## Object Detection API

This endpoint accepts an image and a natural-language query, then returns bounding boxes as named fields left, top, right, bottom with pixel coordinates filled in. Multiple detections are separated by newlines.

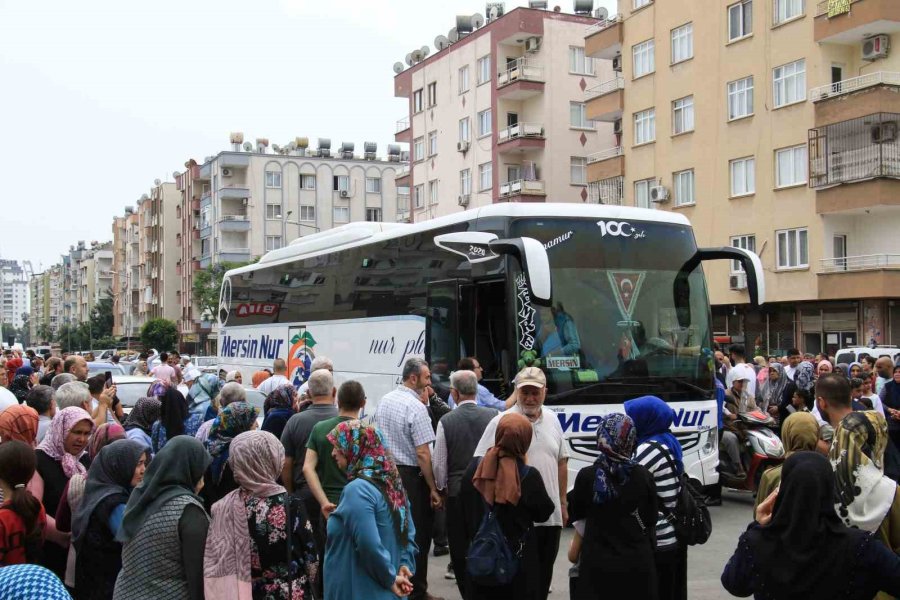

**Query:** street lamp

left=285, top=211, right=321, bottom=233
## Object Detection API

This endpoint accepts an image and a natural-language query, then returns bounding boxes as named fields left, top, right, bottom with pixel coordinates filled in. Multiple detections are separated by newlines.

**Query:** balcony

left=818, top=255, right=900, bottom=298
left=814, top=0, right=900, bottom=43
left=199, top=255, right=212, bottom=269
left=498, top=179, right=546, bottom=201
left=198, top=163, right=211, bottom=181
left=218, top=187, right=250, bottom=201
left=587, top=146, right=625, bottom=182
left=586, top=76, right=624, bottom=122
left=219, top=214, right=251, bottom=232
left=395, top=164, right=410, bottom=185
left=589, top=176, right=625, bottom=205
left=219, top=248, right=251, bottom=263
left=200, top=225, right=212, bottom=238
left=585, top=14, right=623, bottom=60
left=497, top=123, right=545, bottom=153
left=812, top=72, right=900, bottom=126
left=220, top=153, right=250, bottom=169
left=497, top=59, right=544, bottom=100
left=396, top=116, right=411, bottom=144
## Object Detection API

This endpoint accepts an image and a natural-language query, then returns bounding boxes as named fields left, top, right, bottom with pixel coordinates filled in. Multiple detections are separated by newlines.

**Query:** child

left=0, top=441, right=47, bottom=565
left=787, top=389, right=811, bottom=414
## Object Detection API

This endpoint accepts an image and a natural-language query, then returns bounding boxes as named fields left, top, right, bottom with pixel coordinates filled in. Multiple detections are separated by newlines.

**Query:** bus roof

left=227, top=203, right=691, bottom=276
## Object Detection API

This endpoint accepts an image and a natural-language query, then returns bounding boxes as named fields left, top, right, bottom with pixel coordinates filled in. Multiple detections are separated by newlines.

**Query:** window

left=299, top=206, right=316, bottom=221
left=730, top=157, right=755, bottom=196
left=672, top=96, right=694, bottom=135
left=731, top=235, right=756, bottom=272
left=477, top=109, right=492, bottom=137
left=459, top=66, right=470, bottom=93
left=728, top=0, right=753, bottom=41
left=428, top=131, right=438, bottom=156
left=427, top=82, right=437, bottom=107
left=365, top=177, right=382, bottom=193
left=301, top=174, right=316, bottom=190
left=634, top=0, right=652, bottom=8
left=570, top=102, right=592, bottom=129
left=632, top=40, right=655, bottom=78
left=333, top=207, right=350, bottom=223
left=634, top=178, right=653, bottom=208
left=773, top=59, right=806, bottom=107
left=774, top=0, right=803, bottom=24
left=776, top=227, right=808, bottom=269
left=366, top=208, right=382, bottom=222
left=674, top=169, right=695, bottom=206
left=569, top=47, right=595, bottom=75
left=728, top=76, right=754, bottom=120
left=265, top=204, right=282, bottom=219
left=776, top=145, right=807, bottom=187
left=634, top=108, right=656, bottom=145
left=459, top=118, right=471, bottom=143
left=265, top=171, right=282, bottom=188
left=413, top=137, right=425, bottom=161
left=477, top=56, right=491, bottom=85
left=265, top=235, right=283, bottom=251
left=460, top=169, right=472, bottom=195
left=413, top=89, right=423, bottom=113
left=428, top=180, right=438, bottom=205
left=479, top=162, right=492, bottom=191
left=333, top=175, right=350, bottom=192
left=413, top=185, right=424, bottom=209
left=570, top=157, right=587, bottom=185
left=671, top=23, right=693, bottom=64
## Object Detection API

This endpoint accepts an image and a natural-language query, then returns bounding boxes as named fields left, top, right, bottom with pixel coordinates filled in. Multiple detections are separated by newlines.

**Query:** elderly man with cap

left=473, top=366, right=569, bottom=600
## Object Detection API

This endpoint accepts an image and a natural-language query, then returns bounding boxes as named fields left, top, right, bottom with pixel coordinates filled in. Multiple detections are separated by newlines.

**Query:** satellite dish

left=420, top=45, right=430, bottom=57
left=405, top=53, right=414, bottom=66
left=448, top=28, right=459, bottom=42
left=434, top=35, right=450, bottom=50
left=393, top=61, right=405, bottom=74
left=594, top=6, right=608, bottom=19
left=411, top=49, right=423, bottom=62
left=272, top=144, right=281, bottom=153
left=172, top=171, right=180, bottom=179
left=243, top=142, right=253, bottom=151
left=471, top=13, right=485, bottom=29
left=153, top=178, right=161, bottom=186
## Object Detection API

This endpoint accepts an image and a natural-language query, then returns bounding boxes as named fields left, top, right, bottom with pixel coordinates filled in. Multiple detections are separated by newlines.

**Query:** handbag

left=647, top=441, right=712, bottom=546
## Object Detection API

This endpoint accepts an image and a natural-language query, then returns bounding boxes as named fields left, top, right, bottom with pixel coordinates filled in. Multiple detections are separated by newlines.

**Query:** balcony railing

left=586, top=76, right=625, bottom=100
left=498, top=123, right=544, bottom=142
left=809, top=112, right=900, bottom=187
left=820, top=254, right=900, bottom=272
left=499, top=179, right=546, bottom=197
left=221, top=247, right=250, bottom=255
left=589, top=176, right=625, bottom=205
left=586, top=13, right=622, bottom=36
left=498, top=58, right=544, bottom=87
left=815, top=0, right=859, bottom=17
left=587, top=146, right=624, bottom=164
left=220, top=214, right=248, bottom=221
left=810, top=71, right=900, bottom=102
left=396, top=116, right=410, bottom=132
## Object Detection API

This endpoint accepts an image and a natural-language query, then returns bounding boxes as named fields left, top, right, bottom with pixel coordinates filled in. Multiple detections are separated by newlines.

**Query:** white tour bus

left=217, top=203, right=764, bottom=488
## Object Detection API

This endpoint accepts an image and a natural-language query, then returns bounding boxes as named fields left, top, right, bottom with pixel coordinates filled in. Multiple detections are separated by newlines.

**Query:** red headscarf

left=0, top=405, right=39, bottom=445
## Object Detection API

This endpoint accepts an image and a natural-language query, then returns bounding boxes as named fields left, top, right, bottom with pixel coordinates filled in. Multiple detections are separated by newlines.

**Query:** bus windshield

left=511, top=217, right=715, bottom=403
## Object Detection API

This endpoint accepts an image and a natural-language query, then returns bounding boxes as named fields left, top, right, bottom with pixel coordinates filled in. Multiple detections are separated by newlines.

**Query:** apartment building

left=175, top=159, right=208, bottom=354
left=585, top=0, right=900, bottom=355
left=112, top=208, right=143, bottom=339
left=137, top=182, right=180, bottom=326
left=29, top=272, right=50, bottom=343
left=393, top=4, right=616, bottom=220
left=0, top=260, right=28, bottom=331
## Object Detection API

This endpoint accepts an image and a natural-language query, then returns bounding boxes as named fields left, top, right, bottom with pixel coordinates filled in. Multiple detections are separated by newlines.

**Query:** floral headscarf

left=327, top=420, right=409, bottom=545
left=36, top=406, right=95, bottom=478
left=0, top=404, right=39, bottom=444
left=795, top=362, right=815, bottom=394
left=263, top=385, right=295, bottom=416
left=88, top=422, right=126, bottom=461
left=593, top=413, right=637, bottom=504
left=8, top=374, right=32, bottom=404
left=759, top=363, right=789, bottom=410
left=147, top=380, right=169, bottom=398
left=189, top=374, right=223, bottom=416
left=205, top=402, right=259, bottom=484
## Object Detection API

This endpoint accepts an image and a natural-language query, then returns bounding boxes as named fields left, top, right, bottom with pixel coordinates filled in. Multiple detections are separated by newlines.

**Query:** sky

left=0, top=0, right=614, bottom=273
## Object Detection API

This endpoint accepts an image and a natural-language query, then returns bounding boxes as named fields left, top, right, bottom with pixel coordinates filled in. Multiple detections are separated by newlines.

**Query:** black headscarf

left=8, top=374, right=31, bottom=404
left=744, top=452, right=868, bottom=597
left=72, top=439, right=147, bottom=552
left=159, top=387, right=189, bottom=437
left=124, top=397, right=161, bottom=436
left=116, top=436, right=210, bottom=543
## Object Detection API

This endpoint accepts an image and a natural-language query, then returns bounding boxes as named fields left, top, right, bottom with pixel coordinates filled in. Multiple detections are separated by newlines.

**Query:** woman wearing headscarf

left=756, top=363, right=792, bottom=415
left=754, top=412, right=819, bottom=510
left=225, top=370, right=243, bottom=385
left=201, top=402, right=259, bottom=511
left=624, top=396, right=686, bottom=600
left=33, top=406, right=95, bottom=578
left=0, top=564, right=72, bottom=599
left=818, top=359, right=835, bottom=379
left=261, top=385, right=295, bottom=439
left=204, top=430, right=318, bottom=599
left=123, top=397, right=161, bottom=452
left=8, top=370, right=33, bottom=404
left=722, top=452, right=900, bottom=599
left=567, top=413, right=658, bottom=600
left=113, top=436, right=211, bottom=600
left=458, top=413, right=555, bottom=600
left=72, top=439, right=148, bottom=600
left=0, top=404, right=39, bottom=445
left=850, top=361, right=865, bottom=379
left=151, top=387, right=204, bottom=454
left=880, top=365, right=900, bottom=451
left=252, top=370, right=271, bottom=389
left=325, top=420, right=420, bottom=600
left=187, top=374, right=224, bottom=422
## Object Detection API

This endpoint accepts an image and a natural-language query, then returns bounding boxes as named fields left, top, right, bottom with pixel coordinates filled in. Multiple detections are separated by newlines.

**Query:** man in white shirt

left=257, top=358, right=292, bottom=396
left=149, top=352, right=177, bottom=385
left=783, top=348, right=802, bottom=382
left=725, top=344, right=757, bottom=399
left=474, top=367, right=569, bottom=600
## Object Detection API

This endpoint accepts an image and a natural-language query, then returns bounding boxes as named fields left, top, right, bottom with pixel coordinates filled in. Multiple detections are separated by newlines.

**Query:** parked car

left=835, top=346, right=900, bottom=365
left=110, top=375, right=156, bottom=414
left=87, top=362, right=129, bottom=379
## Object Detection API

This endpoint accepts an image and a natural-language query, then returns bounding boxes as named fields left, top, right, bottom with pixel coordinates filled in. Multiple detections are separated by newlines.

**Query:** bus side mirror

left=490, top=237, right=552, bottom=306
left=433, top=232, right=501, bottom=263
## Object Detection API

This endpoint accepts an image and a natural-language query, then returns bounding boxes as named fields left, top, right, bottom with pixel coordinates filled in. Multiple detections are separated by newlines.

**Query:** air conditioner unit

left=458, top=194, right=471, bottom=207
left=222, top=168, right=233, bottom=177
left=649, top=186, right=669, bottom=203
left=339, top=190, right=350, bottom=198
left=862, top=35, right=890, bottom=61
left=872, top=121, right=898, bottom=144
left=457, top=141, right=470, bottom=152
left=729, top=273, right=748, bottom=290
left=241, top=198, right=249, bottom=206
left=612, top=55, right=622, bottom=72
left=525, top=37, right=542, bottom=53
left=613, top=119, right=623, bottom=135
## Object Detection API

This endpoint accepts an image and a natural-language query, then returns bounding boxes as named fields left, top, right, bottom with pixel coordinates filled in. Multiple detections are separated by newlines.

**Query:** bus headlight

left=701, top=427, right=717, bottom=456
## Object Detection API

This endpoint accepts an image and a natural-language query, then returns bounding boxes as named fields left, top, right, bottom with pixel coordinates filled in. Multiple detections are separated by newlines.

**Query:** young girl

left=0, top=440, right=47, bottom=565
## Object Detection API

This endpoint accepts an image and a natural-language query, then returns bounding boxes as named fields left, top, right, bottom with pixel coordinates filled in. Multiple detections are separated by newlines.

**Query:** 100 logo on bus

left=596, top=220, right=646, bottom=239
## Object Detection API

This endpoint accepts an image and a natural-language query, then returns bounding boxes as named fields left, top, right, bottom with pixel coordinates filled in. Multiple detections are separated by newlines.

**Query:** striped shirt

left=374, top=386, right=435, bottom=467
left=634, top=441, right=680, bottom=548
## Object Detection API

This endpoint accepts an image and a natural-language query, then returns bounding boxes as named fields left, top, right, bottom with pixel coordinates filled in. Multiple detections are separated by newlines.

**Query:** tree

left=141, top=318, right=178, bottom=352
left=193, top=260, right=254, bottom=323
left=89, top=295, right=114, bottom=340
left=18, top=313, right=30, bottom=347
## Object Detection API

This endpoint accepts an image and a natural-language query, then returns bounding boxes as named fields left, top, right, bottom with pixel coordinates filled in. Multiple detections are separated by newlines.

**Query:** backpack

left=647, top=441, right=712, bottom=546
left=466, top=463, right=530, bottom=586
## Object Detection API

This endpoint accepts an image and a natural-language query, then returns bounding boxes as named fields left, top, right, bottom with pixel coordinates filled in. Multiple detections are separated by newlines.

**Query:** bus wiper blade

left=603, top=376, right=712, bottom=397
left=547, top=381, right=634, bottom=402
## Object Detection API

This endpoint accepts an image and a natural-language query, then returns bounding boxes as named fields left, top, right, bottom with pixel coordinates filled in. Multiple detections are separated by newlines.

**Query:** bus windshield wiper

left=603, top=376, right=712, bottom=397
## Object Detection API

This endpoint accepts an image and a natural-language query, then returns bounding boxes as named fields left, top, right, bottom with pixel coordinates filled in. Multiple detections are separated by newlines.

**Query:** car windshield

left=87, top=365, right=126, bottom=378
left=114, top=381, right=152, bottom=408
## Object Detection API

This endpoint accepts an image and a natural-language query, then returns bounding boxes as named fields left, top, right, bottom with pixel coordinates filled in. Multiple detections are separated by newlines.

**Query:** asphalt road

left=425, top=488, right=755, bottom=600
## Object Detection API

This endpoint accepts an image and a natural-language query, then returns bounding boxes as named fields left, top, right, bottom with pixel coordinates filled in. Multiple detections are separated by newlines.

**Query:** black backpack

left=647, top=441, right=712, bottom=546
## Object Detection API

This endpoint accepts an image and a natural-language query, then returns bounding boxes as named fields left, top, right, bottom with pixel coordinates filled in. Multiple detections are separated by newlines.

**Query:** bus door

left=426, top=279, right=462, bottom=393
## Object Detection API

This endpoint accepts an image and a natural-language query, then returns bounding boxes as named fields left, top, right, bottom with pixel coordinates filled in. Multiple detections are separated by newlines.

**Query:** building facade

left=112, top=208, right=143, bottom=339
left=29, top=272, right=50, bottom=344
left=175, top=159, right=207, bottom=354
left=393, top=6, right=616, bottom=220
left=585, top=0, right=900, bottom=355
left=0, top=260, right=29, bottom=332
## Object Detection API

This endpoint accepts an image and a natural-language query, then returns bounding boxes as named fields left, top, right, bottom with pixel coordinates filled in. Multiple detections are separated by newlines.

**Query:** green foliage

left=140, top=318, right=179, bottom=352
left=90, top=294, right=114, bottom=340
left=193, top=260, right=255, bottom=323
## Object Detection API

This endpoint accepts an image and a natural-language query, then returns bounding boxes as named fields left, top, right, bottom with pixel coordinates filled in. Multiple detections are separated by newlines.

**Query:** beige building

left=29, top=271, right=50, bottom=343
left=393, top=5, right=616, bottom=220
left=175, top=159, right=207, bottom=354
left=112, top=209, right=143, bottom=339
left=585, top=0, right=900, bottom=355
left=139, top=182, right=180, bottom=326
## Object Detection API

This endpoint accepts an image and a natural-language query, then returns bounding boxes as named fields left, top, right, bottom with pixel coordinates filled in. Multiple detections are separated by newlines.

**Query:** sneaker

left=444, top=563, right=455, bottom=580
left=432, top=544, right=449, bottom=557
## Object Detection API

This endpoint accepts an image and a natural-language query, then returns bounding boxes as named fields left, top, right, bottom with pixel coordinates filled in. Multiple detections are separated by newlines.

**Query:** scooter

left=720, top=410, right=785, bottom=493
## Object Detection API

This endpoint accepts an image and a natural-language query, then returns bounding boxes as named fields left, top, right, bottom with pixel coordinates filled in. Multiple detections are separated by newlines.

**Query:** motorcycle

left=720, top=410, right=785, bottom=493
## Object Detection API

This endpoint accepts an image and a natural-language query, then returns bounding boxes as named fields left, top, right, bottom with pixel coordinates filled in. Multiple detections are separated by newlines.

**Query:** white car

left=835, top=346, right=900, bottom=365
left=111, top=375, right=157, bottom=412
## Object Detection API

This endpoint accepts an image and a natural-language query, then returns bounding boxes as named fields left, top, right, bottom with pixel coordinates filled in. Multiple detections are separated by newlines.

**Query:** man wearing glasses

left=455, top=357, right=517, bottom=410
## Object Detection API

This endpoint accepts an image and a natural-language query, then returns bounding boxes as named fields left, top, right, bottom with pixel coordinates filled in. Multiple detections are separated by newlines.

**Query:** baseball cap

left=515, top=366, right=546, bottom=389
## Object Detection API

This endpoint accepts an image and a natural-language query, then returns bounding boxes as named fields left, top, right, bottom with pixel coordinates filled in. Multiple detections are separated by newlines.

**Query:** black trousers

left=534, top=525, right=561, bottom=600
left=446, top=495, right=468, bottom=598
left=655, top=543, right=688, bottom=600
left=298, top=488, right=326, bottom=598
left=398, top=465, right=433, bottom=600
left=433, top=503, right=448, bottom=547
